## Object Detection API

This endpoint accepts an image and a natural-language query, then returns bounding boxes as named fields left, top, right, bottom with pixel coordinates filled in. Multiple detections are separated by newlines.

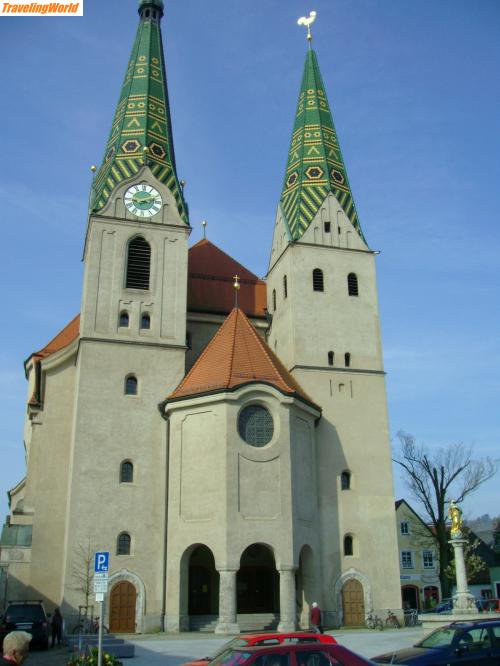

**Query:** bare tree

left=69, top=538, right=95, bottom=609
left=393, top=431, right=498, bottom=597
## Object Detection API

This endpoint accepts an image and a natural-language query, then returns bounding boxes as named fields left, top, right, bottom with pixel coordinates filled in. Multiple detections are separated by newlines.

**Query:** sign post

left=94, top=552, right=109, bottom=666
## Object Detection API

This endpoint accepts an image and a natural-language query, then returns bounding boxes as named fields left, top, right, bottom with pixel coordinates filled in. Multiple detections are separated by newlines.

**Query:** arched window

left=312, top=269, right=324, bottom=292
left=120, top=461, right=134, bottom=483
left=328, top=351, right=334, bottom=366
left=272, top=289, right=277, bottom=312
left=119, top=311, right=129, bottom=328
left=324, top=222, right=331, bottom=233
left=347, top=273, right=358, bottom=297
left=117, top=532, right=131, bottom=556
left=125, top=375, right=138, bottom=396
left=344, top=535, right=354, bottom=556
left=341, top=470, right=351, bottom=490
left=126, top=236, right=151, bottom=290
left=283, top=275, right=288, bottom=299
left=140, top=313, right=151, bottom=330
left=345, top=352, right=351, bottom=367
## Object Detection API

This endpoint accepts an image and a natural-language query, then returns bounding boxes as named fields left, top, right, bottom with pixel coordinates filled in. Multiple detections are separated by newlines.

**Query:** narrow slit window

left=126, top=237, right=151, bottom=290
left=119, top=311, right=129, bottom=328
left=117, top=532, right=131, bottom=556
left=345, top=352, right=351, bottom=367
left=324, top=222, right=331, bottom=233
left=140, top=313, right=151, bottom=330
left=312, top=269, right=324, bottom=292
left=347, top=273, right=358, bottom=297
left=328, top=351, right=334, bottom=366
left=341, top=471, right=351, bottom=490
left=125, top=375, right=138, bottom=396
left=272, top=289, right=277, bottom=312
left=283, top=275, right=288, bottom=299
left=120, top=461, right=134, bottom=483
left=344, top=535, right=354, bottom=556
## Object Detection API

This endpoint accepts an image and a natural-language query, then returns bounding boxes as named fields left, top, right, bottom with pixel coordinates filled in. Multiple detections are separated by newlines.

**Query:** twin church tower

left=3, top=0, right=401, bottom=632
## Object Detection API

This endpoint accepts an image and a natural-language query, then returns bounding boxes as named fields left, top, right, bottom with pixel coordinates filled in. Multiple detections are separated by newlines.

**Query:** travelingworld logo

left=1, top=1, right=83, bottom=15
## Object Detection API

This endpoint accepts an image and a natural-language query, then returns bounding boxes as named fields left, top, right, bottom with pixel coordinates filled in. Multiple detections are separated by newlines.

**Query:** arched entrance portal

left=188, top=545, right=219, bottom=615
left=402, top=585, right=420, bottom=610
left=342, top=578, right=365, bottom=626
left=109, top=581, right=136, bottom=633
left=237, top=544, right=279, bottom=613
left=296, top=545, right=315, bottom=628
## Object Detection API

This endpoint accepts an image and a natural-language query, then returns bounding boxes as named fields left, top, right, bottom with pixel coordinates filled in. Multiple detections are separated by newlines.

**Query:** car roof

left=242, top=633, right=323, bottom=640
left=447, top=619, right=500, bottom=628
left=234, top=644, right=338, bottom=653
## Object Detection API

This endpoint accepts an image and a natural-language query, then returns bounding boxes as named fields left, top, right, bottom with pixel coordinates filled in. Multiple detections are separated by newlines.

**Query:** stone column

left=215, top=569, right=240, bottom=634
left=277, top=567, right=297, bottom=632
left=450, top=538, right=476, bottom=613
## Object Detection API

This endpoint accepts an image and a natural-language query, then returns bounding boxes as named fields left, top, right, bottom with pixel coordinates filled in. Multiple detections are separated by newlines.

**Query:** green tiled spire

left=92, top=0, right=188, bottom=223
left=280, top=48, right=365, bottom=242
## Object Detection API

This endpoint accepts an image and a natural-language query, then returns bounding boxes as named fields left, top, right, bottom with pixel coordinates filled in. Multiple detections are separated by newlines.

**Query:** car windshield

left=416, top=628, right=456, bottom=649
left=210, top=650, right=252, bottom=666
left=5, top=605, right=44, bottom=621
left=208, top=639, right=250, bottom=660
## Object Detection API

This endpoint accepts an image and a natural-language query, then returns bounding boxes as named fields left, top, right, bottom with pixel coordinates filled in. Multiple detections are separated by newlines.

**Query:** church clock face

left=124, top=184, right=162, bottom=218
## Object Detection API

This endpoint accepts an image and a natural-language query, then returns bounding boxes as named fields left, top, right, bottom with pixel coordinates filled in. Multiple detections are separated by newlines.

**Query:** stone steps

left=189, top=613, right=279, bottom=633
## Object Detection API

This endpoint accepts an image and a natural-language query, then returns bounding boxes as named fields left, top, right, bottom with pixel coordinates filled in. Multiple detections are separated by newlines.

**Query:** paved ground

left=25, top=627, right=426, bottom=665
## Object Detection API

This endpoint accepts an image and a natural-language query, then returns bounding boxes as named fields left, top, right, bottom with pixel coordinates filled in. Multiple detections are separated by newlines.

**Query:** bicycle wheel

left=72, top=624, right=84, bottom=635
left=376, top=618, right=384, bottom=631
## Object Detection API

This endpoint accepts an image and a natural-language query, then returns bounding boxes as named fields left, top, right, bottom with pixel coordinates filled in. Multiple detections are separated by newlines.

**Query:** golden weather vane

left=233, top=274, right=240, bottom=308
left=297, top=10, right=317, bottom=43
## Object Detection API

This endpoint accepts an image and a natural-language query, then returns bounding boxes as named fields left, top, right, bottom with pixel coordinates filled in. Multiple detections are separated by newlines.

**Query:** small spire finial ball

left=90, top=165, right=97, bottom=172
left=143, top=146, right=149, bottom=153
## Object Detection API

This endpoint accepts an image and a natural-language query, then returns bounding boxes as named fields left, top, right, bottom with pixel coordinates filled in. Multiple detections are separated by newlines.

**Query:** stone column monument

left=448, top=501, right=476, bottom=613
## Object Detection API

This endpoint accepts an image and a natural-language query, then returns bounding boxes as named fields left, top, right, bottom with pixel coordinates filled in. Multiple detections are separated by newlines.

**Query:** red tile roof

left=167, top=307, right=319, bottom=410
left=187, top=239, right=267, bottom=318
left=33, top=314, right=80, bottom=360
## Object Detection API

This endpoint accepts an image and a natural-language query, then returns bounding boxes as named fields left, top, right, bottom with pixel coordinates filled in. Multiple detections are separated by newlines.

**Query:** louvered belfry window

left=126, top=237, right=151, bottom=290
left=312, top=268, right=324, bottom=292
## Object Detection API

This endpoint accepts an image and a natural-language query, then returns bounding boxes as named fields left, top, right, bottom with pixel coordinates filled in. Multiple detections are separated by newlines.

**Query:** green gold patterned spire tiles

left=92, top=0, right=188, bottom=223
left=280, top=49, right=365, bottom=242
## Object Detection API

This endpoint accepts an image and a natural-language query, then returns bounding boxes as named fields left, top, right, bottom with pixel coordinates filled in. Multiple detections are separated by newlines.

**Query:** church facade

left=1, top=0, right=402, bottom=633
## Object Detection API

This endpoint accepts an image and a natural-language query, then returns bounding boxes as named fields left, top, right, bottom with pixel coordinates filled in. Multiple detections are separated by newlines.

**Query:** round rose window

left=238, top=405, right=274, bottom=447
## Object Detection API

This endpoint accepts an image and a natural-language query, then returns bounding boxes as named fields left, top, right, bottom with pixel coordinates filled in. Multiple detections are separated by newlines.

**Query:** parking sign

left=94, top=551, right=109, bottom=573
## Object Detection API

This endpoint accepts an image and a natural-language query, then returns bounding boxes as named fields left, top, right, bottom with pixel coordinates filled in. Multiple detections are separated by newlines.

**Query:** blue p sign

left=94, top=551, right=109, bottom=573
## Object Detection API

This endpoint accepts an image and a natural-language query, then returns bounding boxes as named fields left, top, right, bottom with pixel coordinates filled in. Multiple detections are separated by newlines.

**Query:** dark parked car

left=210, top=643, right=376, bottom=666
left=0, top=600, right=49, bottom=649
left=373, top=618, right=500, bottom=665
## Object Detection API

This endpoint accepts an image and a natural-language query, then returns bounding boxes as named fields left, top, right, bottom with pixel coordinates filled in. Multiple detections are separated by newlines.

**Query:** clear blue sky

left=1, top=0, right=499, bottom=522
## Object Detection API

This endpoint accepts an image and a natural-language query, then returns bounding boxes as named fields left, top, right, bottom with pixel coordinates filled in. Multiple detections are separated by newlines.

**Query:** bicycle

left=72, top=616, right=109, bottom=635
left=365, top=611, right=384, bottom=630
left=385, top=609, right=401, bottom=629
left=404, top=609, right=421, bottom=627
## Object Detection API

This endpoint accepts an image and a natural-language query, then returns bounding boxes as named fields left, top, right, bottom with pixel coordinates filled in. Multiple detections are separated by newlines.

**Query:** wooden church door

left=109, top=581, right=136, bottom=633
left=342, top=578, right=365, bottom=626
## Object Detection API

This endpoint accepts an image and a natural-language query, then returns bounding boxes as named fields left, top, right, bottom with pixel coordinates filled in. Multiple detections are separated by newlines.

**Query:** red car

left=208, top=643, right=375, bottom=666
left=181, top=632, right=337, bottom=666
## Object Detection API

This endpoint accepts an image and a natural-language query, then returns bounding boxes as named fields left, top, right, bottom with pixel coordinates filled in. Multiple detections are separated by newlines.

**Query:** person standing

left=51, top=608, right=63, bottom=648
left=310, top=601, right=323, bottom=633
left=1, top=631, right=31, bottom=665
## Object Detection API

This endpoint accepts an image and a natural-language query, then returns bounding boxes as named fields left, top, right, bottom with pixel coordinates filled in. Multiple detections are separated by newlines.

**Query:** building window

left=400, top=521, right=409, bottom=535
left=126, top=236, right=151, bottom=290
left=312, top=269, right=324, bottom=292
left=117, top=532, right=131, bottom=556
left=423, top=551, right=434, bottom=569
left=324, top=222, right=331, bottom=233
left=283, top=275, right=288, bottom=299
left=347, top=272, right=358, bottom=296
left=125, top=375, right=138, bottom=396
left=238, top=405, right=274, bottom=447
left=344, top=535, right=354, bottom=556
left=341, top=470, right=351, bottom=490
left=140, top=313, right=151, bottom=330
left=120, top=461, right=134, bottom=483
left=119, top=311, right=129, bottom=328
left=345, top=352, right=351, bottom=367
left=186, top=332, right=192, bottom=349
left=401, top=551, right=413, bottom=569
left=328, top=351, right=334, bottom=366
left=272, top=289, right=277, bottom=312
